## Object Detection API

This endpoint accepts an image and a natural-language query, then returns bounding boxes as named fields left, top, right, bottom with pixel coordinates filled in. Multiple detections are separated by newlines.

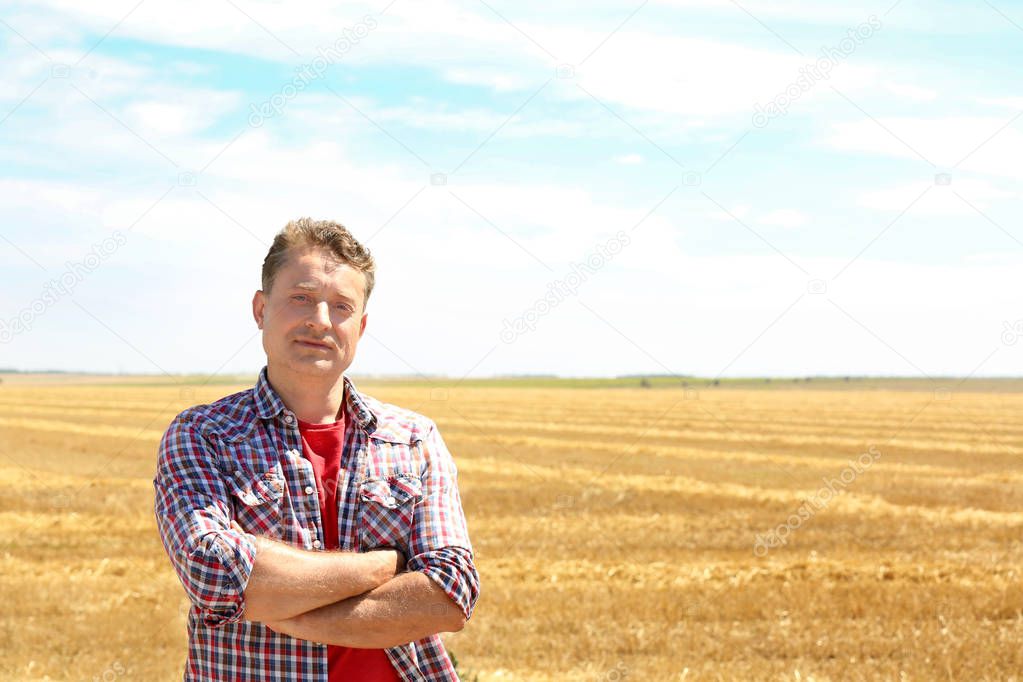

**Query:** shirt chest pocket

left=228, top=469, right=284, bottom=539
left=356, top=474, right=423, bottom=553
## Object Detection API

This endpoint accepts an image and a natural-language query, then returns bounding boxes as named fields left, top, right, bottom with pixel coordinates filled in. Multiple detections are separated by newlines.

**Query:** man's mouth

left=295, top=339, right=332, bottom=349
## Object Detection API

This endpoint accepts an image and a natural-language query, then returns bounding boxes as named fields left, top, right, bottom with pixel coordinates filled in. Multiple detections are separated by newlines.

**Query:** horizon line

left=2, top=369, right=1021, bottom=381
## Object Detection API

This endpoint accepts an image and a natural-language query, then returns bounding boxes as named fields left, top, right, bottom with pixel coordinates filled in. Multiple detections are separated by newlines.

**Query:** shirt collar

left=252, top=366, right=377, bottom=431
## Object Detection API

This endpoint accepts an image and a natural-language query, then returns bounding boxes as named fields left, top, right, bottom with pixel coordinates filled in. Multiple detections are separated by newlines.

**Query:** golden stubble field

left=1, top=376, right=1022, bottom=681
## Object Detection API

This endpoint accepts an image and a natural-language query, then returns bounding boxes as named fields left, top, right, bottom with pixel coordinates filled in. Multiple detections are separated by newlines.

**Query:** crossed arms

left=237, top=524, right=467, bottom=647
left=153, top=414, right=480, bottom=649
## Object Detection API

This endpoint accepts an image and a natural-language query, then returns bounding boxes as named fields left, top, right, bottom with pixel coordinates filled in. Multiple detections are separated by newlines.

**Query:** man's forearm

left=240, top=532, right=402, bottom=623
left=266, top=570, right=465, bottom=648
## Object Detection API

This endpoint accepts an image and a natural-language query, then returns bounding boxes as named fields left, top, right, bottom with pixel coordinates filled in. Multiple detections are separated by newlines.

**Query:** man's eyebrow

left=290, top=282, right=356, bottom=301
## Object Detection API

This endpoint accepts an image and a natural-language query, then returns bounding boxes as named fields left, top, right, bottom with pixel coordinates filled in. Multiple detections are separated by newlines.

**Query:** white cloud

left=125, top=97, right=240, bottom=137
left=706, top=202, right=751, bottom=222
left=442, top=68, right=537, bottom=93
left=977, top=96, right=1023, bottom=110
left=760, top=208, right=809, bottom=229
left=857, top=178, right=1015, bottom=216
left=614, top=153, right=643, bottom=165
left=823, top=115, right=1023, bottom=178
left=353, top=103, right=511, bottom=134
left=649, top=0, right=885, bottom=24
left=564, top=33, right=870, bottom=118
left=882, top=81, right=939, bottom=102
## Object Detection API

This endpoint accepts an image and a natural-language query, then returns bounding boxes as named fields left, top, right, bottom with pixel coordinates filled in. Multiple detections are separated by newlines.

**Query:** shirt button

left=312, top=539, right=322, bottom=549
left=386, top=496, right=396, bottom=506
left=305, top=486, right=315, bottom=495
left=284, top=415, right=295, bottom=424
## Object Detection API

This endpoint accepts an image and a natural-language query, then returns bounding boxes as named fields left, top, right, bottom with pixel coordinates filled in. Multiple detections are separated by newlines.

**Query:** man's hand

left=386, top=546, right=407, bottom=574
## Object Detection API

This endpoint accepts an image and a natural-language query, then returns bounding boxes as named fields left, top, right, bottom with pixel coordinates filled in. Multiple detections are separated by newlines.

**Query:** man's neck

left=266, top=365, right=346, bottom=424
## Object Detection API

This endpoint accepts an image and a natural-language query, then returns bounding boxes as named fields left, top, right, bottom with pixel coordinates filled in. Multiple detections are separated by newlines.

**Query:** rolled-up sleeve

left=405, top=421, right=481, bottom=622
left=153, top=413, right=258, bottom=628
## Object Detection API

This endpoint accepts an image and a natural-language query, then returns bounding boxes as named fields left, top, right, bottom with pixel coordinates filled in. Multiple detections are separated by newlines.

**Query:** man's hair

left=261, top=217, right=375, bottom=306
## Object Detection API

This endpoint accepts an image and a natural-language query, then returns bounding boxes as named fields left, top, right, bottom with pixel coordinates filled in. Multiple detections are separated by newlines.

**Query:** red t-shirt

left=297, top=414, right=401, bottom=682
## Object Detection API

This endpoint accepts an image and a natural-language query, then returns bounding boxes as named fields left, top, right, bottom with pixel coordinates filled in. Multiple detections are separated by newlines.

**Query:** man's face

left=252, top=245, right=368, bottom=380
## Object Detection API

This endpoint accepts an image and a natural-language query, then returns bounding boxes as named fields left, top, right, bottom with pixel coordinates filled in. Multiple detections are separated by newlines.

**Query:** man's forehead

left=278, top=248, right=365, bottom=292
left=283, top=271, right=361, bottom=288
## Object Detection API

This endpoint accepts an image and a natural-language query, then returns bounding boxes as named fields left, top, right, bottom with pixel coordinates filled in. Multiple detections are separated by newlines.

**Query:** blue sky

left=1, top=0, right=1022, bottom=379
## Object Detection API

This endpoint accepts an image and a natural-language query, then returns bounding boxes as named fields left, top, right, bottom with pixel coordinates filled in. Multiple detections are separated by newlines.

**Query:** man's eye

left=293, top=295, right=309, bottom=302
left=335, top=303, right=352, bottom=311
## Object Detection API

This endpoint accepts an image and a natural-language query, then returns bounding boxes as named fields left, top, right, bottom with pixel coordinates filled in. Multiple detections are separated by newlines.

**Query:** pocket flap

left=229, top=469, right=284, bottom=506
left=359, top=474, right=422, bottom=508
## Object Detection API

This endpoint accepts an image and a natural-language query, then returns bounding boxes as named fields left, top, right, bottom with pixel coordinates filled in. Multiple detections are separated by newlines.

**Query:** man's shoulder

left=356, top=389, right=437, bottom=446
left=164, top=387, right=259, bottom=444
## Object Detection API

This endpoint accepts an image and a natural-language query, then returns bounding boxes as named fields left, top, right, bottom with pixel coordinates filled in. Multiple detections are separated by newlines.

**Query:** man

left=153, top=218, right=480, bottom=681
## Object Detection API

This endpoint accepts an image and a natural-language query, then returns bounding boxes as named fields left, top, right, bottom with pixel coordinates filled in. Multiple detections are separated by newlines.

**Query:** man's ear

left=358, top=311, right=368, bottom=339
left=252, top=290, right=265, bottom=329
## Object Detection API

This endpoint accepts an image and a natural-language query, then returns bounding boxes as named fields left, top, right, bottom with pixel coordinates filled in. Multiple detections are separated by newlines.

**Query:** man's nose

left=306, top=301, right=330, bottom=329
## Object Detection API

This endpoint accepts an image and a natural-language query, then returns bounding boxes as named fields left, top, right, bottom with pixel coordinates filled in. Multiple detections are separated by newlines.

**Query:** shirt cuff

left=190, top=529, right=258, bottom=627
left=408, top=547, right=480, bottom=622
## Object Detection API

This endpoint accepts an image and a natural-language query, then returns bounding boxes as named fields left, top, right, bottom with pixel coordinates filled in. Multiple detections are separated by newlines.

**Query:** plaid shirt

left=153, top=367, right=480, bottom=681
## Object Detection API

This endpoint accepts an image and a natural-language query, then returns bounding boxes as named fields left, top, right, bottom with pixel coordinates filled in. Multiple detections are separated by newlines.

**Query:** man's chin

left=285, top=355, right=349, bottom=376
